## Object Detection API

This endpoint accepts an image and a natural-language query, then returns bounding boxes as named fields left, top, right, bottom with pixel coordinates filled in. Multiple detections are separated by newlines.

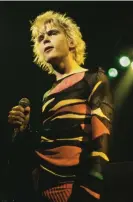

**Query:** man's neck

left=55, top=67, right=88, bottom=81
left=53, top=55, right=86, bottom=80
left=54, top=64, right=87, bottom=81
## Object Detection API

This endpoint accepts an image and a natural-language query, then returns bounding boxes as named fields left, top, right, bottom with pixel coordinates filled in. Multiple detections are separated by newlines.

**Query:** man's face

left=37, top=23, right=72, bottom=65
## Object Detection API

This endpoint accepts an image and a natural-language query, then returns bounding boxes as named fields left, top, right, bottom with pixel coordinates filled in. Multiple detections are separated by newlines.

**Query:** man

left=8, top=11, right=113, bottom=202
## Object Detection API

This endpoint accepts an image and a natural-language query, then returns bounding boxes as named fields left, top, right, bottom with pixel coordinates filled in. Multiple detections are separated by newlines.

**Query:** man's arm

left=87, top=68, right=113, bottom=193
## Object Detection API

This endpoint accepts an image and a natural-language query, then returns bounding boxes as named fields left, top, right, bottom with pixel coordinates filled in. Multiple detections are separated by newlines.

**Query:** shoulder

left=84, top=67, right=108, bottom=88
left=96, top=67, right=109, bottom=83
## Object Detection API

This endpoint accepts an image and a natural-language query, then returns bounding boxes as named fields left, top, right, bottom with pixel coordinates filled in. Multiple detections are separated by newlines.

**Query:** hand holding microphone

left=8, top=98, right=31, bottom=134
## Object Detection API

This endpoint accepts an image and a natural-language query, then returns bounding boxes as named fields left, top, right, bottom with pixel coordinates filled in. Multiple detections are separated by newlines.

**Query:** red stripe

left=49, top=72, right=85, bottom=95
left=36, top=146, right=81, bottom=167
left=50, top=103, right=91, bottom=115
left=80, top=185, right=100, bottom=199
left=43, top=183, right=73, bottom=202
left=55, top=186, right=61, bottom=202
left=91, top=116, right=110, bottom=140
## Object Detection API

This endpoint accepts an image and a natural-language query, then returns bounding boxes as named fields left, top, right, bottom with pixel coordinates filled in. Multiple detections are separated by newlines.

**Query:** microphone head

left=19, top=98, right=30, bottom=108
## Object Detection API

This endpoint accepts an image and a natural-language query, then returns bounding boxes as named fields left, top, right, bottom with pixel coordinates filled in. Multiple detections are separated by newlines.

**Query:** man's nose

left=43, top=34, right=50, bottom=44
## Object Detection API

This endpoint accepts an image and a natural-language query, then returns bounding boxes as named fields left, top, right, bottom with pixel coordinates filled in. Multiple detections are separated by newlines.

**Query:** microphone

left=19, top=97, right=30, bottom=108
left=12, top=98, right=30, bottom=142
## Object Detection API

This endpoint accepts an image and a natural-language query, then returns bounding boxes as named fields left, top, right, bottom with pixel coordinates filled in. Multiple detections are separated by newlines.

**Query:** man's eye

left=52, top=31, right=58, bottom=35
left=38, top=35, right=44, bottom=42
left=49, top=30, right=58, bottom=36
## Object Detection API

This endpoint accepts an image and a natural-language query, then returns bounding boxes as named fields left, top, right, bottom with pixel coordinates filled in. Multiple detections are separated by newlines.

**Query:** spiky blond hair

left=30, top=10, right=86, bottom=74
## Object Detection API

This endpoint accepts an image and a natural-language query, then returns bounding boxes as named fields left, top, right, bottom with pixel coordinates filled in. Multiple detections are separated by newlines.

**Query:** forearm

left=10, top=126, right=40, bottom=167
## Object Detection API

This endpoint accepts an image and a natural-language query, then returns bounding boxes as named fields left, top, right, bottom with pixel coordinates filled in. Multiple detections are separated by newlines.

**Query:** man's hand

left=8, top=105, right=30, bottom=132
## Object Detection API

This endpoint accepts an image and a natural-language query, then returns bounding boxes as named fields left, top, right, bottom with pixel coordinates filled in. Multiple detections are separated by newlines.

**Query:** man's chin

left=45, top=55, right=55, bottom=63
left=52, top=65, right=65, bottom=74
left=46, top=56, right=60, bottom=66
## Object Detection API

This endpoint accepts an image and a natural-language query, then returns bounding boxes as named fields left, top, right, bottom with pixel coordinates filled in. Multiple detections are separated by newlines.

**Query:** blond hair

left=30, top=10, right=86, bottom=74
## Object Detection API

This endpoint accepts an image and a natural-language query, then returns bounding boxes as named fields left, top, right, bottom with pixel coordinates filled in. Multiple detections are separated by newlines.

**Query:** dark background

left=0, top=1, right=133, bottom=201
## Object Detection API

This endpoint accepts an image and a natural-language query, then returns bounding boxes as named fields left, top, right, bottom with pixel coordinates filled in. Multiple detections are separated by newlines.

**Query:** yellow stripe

left=42, top=98, right=55, bottom=112
left=91, top=151, right=109, bottom=161
left=40, top=164, right=76, bottom=177
left=51, top=113, right=88, bottom=121
left=41, top=136, right=54, bottom=142
left=49, top=99, right=86, bottom=111
left=56, top=136, right=84, bottom=141
left=43, top=90, right=50, bottom=100
left=41, top=136, right=84, bottom=142
left=88, top=81, right=102, bottom=102
left=91, top=107, right=110, bottom=121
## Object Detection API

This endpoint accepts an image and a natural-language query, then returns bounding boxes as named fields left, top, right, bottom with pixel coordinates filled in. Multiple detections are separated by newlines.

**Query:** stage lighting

left=119, top=56, right=130, bottom=67
left=108, top=68, right=118, bottom=78
left=131, top=62, right=133, bottom=70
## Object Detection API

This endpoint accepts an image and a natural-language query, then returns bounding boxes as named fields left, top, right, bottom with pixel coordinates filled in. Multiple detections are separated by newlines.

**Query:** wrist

left=20, top=123, right=30, bottom=132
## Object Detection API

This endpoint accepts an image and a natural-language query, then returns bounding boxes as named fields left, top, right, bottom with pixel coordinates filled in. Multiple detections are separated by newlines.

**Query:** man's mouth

left=44, top=46, right=54, bottom=52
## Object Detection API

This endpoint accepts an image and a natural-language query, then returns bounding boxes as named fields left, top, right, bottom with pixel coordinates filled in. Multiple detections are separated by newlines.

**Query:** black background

left=0, top=1, right=133, bottom=201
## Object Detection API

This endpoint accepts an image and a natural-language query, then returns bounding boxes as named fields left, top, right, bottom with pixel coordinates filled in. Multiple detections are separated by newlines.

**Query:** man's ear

left=68, top=38, right=75, bottom=50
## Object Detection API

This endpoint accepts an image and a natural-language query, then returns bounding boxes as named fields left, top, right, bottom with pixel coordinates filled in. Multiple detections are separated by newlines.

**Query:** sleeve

left=86, top=68, right=113, bottom=194
left=9, top=124, right=41, bottom=172
left=8, top=127, right=40, bottom=201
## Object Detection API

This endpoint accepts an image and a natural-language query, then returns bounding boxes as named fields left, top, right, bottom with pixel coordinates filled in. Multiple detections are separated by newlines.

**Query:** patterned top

left=34, top=67, right=113, bottom=187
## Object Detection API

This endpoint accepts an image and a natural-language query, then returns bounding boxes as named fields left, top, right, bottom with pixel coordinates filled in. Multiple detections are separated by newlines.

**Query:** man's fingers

left=8, top=105, right=31, bottom=128
left=12, top=106, right=25, bottom=112
left=8, top=119, right=22, bottom=126
left=8, top=115, right=25, bottom=124
left=9, top=110, right=25, bottom=118
left=12, top=121, right=23, bottom=126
